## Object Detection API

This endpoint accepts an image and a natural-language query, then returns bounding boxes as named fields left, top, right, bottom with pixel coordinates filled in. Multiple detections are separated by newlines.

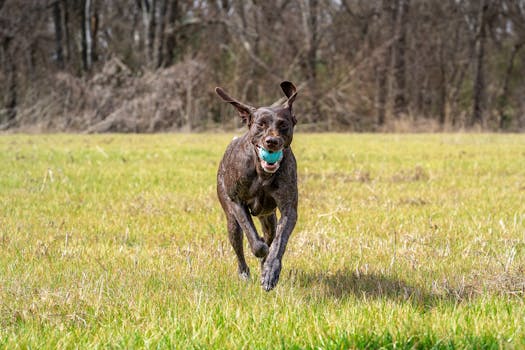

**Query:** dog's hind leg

left=259, top=213, right=277, bottom=246
left=227, top=215, right=250, bottom=280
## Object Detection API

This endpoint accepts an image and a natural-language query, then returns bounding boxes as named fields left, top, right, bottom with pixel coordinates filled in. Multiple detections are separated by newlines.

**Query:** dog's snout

left=264, top=136, right=280, bottom=149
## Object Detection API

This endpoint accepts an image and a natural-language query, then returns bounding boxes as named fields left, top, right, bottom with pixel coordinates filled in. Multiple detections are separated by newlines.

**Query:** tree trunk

left=155, top=0, right=168, bottom=68
left=498, top=42, right=523, bottom=129
left=376, top=0, right=396, bottom=127
left=235, top=0, right=247, bottom=31
left=392, top=0, right=410, bottom=119
left=438, top=66, right=447, bottom=127
left=185, top=80, right=193, bottom=131
left=164, top=0, right=179, bottom=67
left=376, top=59, right=388, bottom=127
left=84, top=0, right=93, bottom=69
left=302, top=0, right=321, bottom=124
left=471, top=0, right=488, bottom=127
left=27, top=42, right=37, bottom=81
left=80, top=0, right=89, bottom=71
left=438, top=38, right=447, bottom=127
left=143, top=0, right=157, bottom=67
left=52, top=1, right=64, bottom=69
left=306, top=0, right=318, bottom=82
left=62, top=0, right=71, bottom=63
left=85, top=0, right=92, bottom=69
left=2, top=37, right=17, bottom=126
left=91, top=0, right=98, bottom=64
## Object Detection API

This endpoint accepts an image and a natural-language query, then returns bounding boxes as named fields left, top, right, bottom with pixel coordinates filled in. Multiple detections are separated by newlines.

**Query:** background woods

left=0, top=0, right=524, bottom=132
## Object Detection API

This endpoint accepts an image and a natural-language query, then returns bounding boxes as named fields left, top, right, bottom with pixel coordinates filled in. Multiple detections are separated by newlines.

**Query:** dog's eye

left=257, top=120, right=266, bottom=128
left=278, top=123, right=289, bottom=132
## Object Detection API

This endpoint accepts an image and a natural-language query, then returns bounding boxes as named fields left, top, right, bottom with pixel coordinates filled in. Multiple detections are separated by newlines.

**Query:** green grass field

left=1, top=133, right=524, bottom=349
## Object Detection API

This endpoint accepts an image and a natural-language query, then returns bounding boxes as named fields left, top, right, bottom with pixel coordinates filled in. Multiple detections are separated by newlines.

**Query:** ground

left=0, top=133, right=524, bottom=348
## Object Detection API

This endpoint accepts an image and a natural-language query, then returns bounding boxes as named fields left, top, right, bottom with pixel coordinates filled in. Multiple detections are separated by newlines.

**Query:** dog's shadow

left=292, top=268, right=459, bottom=306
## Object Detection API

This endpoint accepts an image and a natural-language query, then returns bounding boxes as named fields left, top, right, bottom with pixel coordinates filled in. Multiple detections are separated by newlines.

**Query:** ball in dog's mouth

left=257, top=146, right=283, bottom=173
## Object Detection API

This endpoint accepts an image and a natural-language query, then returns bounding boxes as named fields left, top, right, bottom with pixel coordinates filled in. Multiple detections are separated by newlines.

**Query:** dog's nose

left=264, top=136, right=280, bottom=149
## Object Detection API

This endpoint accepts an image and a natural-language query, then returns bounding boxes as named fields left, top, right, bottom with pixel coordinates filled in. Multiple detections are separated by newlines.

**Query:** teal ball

left=258, top=147, right=283, bottom=164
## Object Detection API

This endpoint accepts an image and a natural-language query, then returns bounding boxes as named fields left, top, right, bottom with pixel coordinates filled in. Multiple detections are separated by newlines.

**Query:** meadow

left=0, top=133, right=524, bottom=349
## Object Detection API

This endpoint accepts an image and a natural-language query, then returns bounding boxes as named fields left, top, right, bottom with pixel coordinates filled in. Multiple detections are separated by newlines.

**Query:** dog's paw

left=253, top=241, right=269, bottom=258
left=261, top=259, right=281, bottom=291
left=238, top=270, right=250, bottom=281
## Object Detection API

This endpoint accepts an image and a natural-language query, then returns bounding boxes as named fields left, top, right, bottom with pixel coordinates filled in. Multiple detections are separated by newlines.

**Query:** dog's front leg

left=261, top=206, right=297, bottom=291
left=228, top=200, right=269, bottom=258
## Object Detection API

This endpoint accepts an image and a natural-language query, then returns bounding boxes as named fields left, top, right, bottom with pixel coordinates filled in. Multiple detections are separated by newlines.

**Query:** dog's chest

left=244, top=177, right=277, bottom=216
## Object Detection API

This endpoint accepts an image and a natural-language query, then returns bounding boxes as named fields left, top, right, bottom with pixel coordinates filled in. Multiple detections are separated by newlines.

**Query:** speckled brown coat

left=215, top=81, right=298, bottom=291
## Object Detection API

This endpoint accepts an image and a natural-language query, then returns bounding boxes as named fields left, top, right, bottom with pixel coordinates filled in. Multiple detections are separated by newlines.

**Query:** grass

left=0, top=133, right=524, bottom=349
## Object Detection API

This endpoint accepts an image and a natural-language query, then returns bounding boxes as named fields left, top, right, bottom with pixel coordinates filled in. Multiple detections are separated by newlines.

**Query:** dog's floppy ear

left=280, top=81, right=297, bottom=110
left=215, top=87, right=256, bottom=125
left=280, top=81, right=298, bottom=124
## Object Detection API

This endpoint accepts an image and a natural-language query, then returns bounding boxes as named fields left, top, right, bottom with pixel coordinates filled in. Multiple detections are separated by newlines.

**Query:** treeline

left=0, top=0, right=524, bottom=132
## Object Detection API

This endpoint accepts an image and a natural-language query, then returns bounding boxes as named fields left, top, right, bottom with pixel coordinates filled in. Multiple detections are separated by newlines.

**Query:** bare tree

left=0, top=0, right=524, bottom=132
left=375, top=0, right=396, bottom=126
left=1, top=36, right=16, bottom=126
left=301, top=0, right=321, bottom=123
left=80, top=0, right=90, bottom=71
left=499, top=0, right=525, bottom=129
left=163, top=0, right=179, bottom=67
left=471, top=0, right=489, bottom=127
left=392, top=0, right=410, bottom=119
left=52, top=1, right=64, bottom=69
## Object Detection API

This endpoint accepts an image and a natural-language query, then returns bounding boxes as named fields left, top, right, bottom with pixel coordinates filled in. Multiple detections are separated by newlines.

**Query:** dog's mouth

left=256, top=146, right=283, bottom=173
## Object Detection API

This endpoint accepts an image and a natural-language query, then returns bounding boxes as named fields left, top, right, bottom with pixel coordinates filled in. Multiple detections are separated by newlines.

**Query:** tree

left=392, top=0, right=410, bottom=119
left=1, top=36, right=16, bottom=126
left=0, top=0, right=524, bottom=132
left=471, top=0, right=489, bottom=127
left=375, top=0, right=396, bottom=127
left=52, top=1, right=64, bottom=69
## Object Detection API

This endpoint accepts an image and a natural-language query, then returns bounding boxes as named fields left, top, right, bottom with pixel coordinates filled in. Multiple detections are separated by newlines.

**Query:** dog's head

left=215, top=81, right=298, bottom=173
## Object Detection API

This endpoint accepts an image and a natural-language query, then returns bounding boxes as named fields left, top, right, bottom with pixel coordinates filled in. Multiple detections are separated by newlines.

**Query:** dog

left=215, top=81, right=298, bottom=291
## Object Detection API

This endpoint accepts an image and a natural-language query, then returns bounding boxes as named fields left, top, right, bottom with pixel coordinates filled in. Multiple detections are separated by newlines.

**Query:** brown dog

left=215, top=81, right=298, bottom=291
